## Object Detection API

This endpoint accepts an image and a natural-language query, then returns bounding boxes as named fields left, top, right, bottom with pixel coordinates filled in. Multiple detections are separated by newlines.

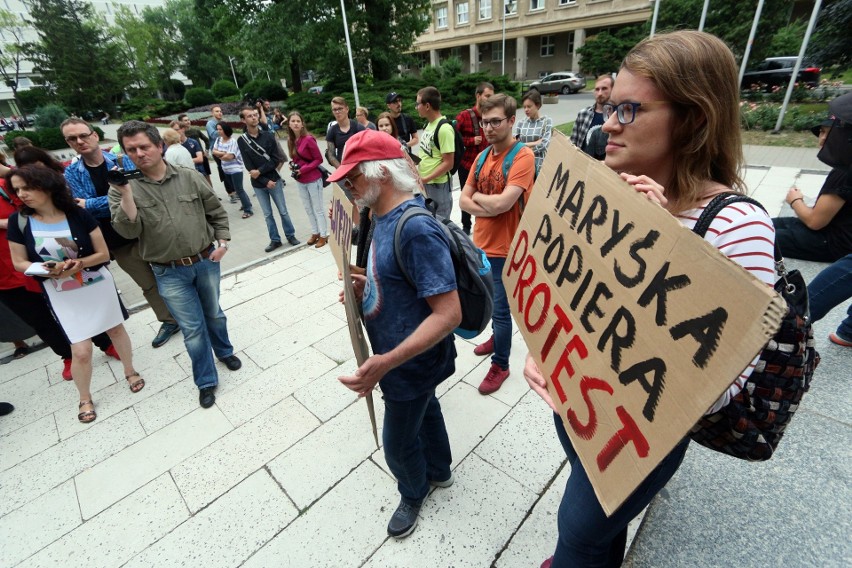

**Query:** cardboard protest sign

left=504, top=133, right=785, bottom=515
left=329, top=185, right=378, bottom=448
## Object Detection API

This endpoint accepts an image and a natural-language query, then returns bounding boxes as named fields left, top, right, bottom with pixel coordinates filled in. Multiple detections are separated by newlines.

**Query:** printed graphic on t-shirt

left=35, top=234, right=104, bottom=292
left=362, top=245, right=382, bottom=320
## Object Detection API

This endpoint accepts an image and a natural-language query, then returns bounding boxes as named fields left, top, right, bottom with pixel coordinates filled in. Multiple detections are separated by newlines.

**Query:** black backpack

left=432, top=118, right=465, bottom=175
left=393, top=199, right=494, bottom=339
left=688, top=193, right=819, bottom=461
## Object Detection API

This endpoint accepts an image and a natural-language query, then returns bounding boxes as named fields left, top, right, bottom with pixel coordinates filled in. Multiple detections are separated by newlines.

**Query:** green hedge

left=4, top=124, right=106, bottom=151
left=185, top=88, right=216, bottom=108
left=242, top=79, right=288, bottom=102
left=212, top=80, right=239, bottom=99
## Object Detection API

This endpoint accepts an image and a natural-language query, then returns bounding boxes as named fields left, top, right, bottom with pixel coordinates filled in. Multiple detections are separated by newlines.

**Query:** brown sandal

left=126, top=372, right=145, bottom=393
left=78, top=400, right=96, bottom=423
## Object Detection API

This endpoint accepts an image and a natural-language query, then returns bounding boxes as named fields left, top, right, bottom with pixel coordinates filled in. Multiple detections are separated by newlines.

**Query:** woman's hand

left=524, top=353, right=557, bottom=412
left=47, top=259, right=83, bottom=278
left=786, top=187, right=804, bottom=205
left=620, top=173, right=668, bottom=208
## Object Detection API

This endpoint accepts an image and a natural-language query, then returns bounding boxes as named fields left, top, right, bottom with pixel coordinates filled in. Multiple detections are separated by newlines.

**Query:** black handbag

left=688, top=193, right=819, bottom=461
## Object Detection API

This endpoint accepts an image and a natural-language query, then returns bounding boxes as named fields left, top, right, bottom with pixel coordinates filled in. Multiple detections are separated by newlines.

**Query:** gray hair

left=116, top=120, right=162, bottom=151
left=359, top=158, right=420, bottom=194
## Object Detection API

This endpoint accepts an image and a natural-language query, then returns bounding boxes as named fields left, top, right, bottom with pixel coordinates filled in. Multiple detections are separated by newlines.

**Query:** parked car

left=528, top=72, right=586, bottom=95
left=741, top=56, right=821, bottom=90
left=307, top=85, right=324, bottom=95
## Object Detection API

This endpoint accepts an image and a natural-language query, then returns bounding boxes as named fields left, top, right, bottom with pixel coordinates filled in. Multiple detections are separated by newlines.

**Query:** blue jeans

left=808, top=253, right=852, bottom=340
left=151, top=257, right=234, bottom=389
left=383, top=389, right=452, bottom=506
left=550, top=412, right=690, bottom=567
left=227, top=171, right=252, bottom=214
left=254, top=179, right=296, bottom=242
left=297, top=178, right=328, bottom=237
left=488, top=256, right=511, bottom=369
left=772, top=216, right=838, bottom=262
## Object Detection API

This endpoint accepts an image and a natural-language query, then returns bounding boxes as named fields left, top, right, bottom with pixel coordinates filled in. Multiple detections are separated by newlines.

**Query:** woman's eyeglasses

left=602, top=101, right=668, bottom=125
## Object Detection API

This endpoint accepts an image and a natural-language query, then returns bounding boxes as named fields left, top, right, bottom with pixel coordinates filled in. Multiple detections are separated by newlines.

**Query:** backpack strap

left=474, top=145, right=492, bottom=182
left=467, top=109, right=479, bottom=138
left=393, top=206, right=433, bottom=289
left=473, top=141, right=526, bottom=211
left=432, top=118, right=451, bottom=154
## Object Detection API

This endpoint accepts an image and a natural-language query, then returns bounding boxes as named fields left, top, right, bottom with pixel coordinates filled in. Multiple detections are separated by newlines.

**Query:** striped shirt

left=678, top=199, right=776, bottom=414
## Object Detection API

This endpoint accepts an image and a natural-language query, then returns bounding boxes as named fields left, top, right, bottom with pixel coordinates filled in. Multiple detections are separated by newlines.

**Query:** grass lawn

left=554, top=122, right=818, bottom=148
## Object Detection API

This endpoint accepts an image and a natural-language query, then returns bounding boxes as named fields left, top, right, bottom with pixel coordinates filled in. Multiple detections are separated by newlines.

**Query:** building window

left=559, top=0, right=577, bottom=6
left=457, top=2, right=469, bottom=25
left=436, top=6, right=448, bottom=29
left=491, top=41, right=503, bottom=62
left=451, top=46, right=463, bottom=58
left=567, top=31, right=575, bottom=54
left=504, top=0, right=517, bottom=16
left=480, top=0, right=492, bottom=20
left=541, top=35, right=555, bottom=57
left=530, top=0, right=545, bottom=11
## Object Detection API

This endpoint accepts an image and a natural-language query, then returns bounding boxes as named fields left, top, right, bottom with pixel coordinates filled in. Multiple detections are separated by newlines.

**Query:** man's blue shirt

left=64, top=151, right=136, bottom=219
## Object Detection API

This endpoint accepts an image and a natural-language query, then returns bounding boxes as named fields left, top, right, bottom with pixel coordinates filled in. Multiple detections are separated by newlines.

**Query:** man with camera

left=109, top=120, right=241, bottom=409
left=61, top=117, right=179, bottom=348
left=237, top=106, right=300, bottom=252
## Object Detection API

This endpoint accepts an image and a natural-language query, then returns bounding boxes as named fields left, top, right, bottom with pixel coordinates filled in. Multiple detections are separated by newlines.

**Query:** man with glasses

left=416, top=86, right=455, bottom=219
left=61, top=118, right=179, bottom=348
left=570, top=74, right=614, bottom=156
left=237, top=106, right=300, bottom=252
left=460, top=94, right=535, bottom=395
left=109, top=120, right=241, bottom=409
left=386, top=92, right=419, bottom=159
left=328, top=129, right=460, bottom=540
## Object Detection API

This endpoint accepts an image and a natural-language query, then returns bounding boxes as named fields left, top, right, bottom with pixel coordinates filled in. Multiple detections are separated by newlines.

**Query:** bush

left=2, top=130, right=35, bottom=148
left=34, top=105, right=69, bottom=129
left=34, top=127, right=67, bottom=150
left=160, top=78, right=187, bottom=101
left=242, top=79, right=288, bottom=102
left=117, top=98, right=184, bottom=121
left=211, top=80, right=239, bottom=99
left=185, top=88, right=217, bottom=108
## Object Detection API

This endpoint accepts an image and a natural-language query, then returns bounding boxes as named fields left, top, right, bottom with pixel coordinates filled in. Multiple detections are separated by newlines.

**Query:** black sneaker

left=152, top=322, right=180, bottom=348
left=387, top=500, right=420, bottom=539
left=218, top=355, right=242, bottom=371
left=286, top=236, right=301, bottom=246
left=265, top=241, right=282, bottom=253
left=199, top=386, right=216, bottom=408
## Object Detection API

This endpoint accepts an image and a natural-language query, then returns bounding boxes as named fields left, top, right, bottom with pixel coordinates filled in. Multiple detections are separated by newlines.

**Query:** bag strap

left=473, top=141, right=526, bottom=211
left=393, top=206, right=432, bottom=290
left=240, top=133, right=272, bottom=162
left=692, top=192, right=786, bottom=274
left=467, top=109, right=479, bottom=138
left=474, top=146, right=491, bottom=181
left=432, top=118, right=452, bottom=154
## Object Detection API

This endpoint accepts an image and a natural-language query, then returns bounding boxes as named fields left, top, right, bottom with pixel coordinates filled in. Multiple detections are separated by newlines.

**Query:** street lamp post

left=228, top=56, right=240, bottom=90
left=501, top=0, right=516, bottom=76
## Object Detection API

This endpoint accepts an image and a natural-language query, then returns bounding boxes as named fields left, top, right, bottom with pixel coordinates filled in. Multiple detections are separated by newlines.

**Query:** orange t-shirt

left=466, top=144, right=535, bottom=257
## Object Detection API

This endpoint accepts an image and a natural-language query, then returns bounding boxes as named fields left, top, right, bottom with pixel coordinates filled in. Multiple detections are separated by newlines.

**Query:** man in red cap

left=332, top=129, right=461, bottom=539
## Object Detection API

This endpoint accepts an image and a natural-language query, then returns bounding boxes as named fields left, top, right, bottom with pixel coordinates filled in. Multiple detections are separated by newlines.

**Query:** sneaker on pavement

left=152, top=322, right=180, bottom=348
left=473, top=335, right=494, bottom=356
left=429, top=472, right=455, bottom=488
left=62, top=359, right=73, bottom=381
left=218, top=354, right=242, bottom=371
left=265, top=241, right=283, bottom=253
left=387, top=500, right=421, bottom=539
left=478, top=363, right=509, bottom=395
left=104, top=345, right=120, bottom=361
left=829, top=332, right=852, bottom=347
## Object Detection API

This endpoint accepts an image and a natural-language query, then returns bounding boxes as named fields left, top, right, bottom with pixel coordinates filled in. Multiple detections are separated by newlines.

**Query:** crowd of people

left=1, top=28, right=849, bottom=566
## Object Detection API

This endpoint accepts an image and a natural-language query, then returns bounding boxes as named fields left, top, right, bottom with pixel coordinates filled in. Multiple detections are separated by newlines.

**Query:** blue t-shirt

left=363, top=196, right=457, bottom=401
left=181, top=138, right=205, bottom=174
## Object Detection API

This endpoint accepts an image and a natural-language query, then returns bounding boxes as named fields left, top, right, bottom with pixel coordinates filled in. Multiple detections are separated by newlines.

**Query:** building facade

left=413, top=0, right=652, bottom=80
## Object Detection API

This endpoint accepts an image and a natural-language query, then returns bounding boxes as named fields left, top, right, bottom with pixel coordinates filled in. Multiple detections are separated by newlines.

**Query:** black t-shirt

left=326, top=120, right=365, bottom=163
left=394, top=113, right=418, bottom=144
left=84, top=161, right=135, bottom=250
left=821, top=167, right=852, bottom=256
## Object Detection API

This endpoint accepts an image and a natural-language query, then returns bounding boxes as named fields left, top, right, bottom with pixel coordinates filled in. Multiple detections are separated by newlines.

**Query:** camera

left=289, top=162, right=301, bottom=180
left=107, top=168, right=144, bottom=186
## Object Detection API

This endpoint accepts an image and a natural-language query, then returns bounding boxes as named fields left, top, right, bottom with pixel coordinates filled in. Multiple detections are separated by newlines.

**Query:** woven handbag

left=688, top=193, right=819, bottom=461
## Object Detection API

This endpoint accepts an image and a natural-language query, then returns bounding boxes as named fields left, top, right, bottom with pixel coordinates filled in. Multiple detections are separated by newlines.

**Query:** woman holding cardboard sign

left=525, top=31, right=777, bottom=568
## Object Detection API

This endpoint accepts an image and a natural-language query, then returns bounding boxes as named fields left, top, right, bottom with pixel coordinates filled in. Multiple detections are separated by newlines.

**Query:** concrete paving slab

left=74, top=406, right=233, bottom=519
left=16, top=474, right=188, bottom=568
left=243, top=309, right=345, bottom=370
left=121, top=470, right=297, bottom=568
left=0, top=414, right=58, bottom=472
left=0, top=479, right=80, bottom=567
left=292, top=358, right=360, bottom=423
left=242, top=460, right=397, bottom=568
left=436, top=380, right=512, bottom=464
left=131, top=376, right=200, bottom=435
left=171, top=396, right=319, bottom=513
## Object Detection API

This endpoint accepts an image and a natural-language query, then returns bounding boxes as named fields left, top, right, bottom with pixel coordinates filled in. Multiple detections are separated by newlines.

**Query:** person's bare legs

left=70, top=340, right=95, bottom=421
left=105, top=324, right=143, bottom=392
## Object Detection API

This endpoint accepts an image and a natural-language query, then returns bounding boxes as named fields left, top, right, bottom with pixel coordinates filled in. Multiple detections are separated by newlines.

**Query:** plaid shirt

left=570, top=105, right=596, bottom=148
left=64, top=150, right=136, bottom=219
left=455, top=107, right=486, bottom=172
left=513, top=115, right=553, bottom=172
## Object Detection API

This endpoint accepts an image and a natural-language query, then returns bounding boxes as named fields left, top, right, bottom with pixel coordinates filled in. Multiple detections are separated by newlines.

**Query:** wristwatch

left=219, top=241, right=230, bottom=250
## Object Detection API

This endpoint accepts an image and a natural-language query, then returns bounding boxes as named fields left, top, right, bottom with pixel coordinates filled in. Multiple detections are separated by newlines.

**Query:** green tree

left=808, top=0, right=852, bottom=73
left=170, top=0, right=231, bottom=87
left=110, top=5, right=183, bottom=96
left=577, top=26, right=645, bottom=76
left=23, top=0, right=129, bottom=113
left=0, top=9, right=27, bottom=113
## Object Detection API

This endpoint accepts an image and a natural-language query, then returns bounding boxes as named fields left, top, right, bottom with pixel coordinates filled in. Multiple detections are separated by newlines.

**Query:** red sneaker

left=541, top=557, right=554, bottom=568
left=473, top=335, right=494, bottom=356
left=829, top=332, right=852, bottom=347
left=478, top=363, right=509, bottom=394
left=62, top=359, right=73, bottom=381
left=104, top=345, right=121, bottom=360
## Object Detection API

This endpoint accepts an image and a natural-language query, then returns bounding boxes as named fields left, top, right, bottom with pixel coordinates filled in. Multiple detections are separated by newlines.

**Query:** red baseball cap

left=326, top=129, right=405, bottom=183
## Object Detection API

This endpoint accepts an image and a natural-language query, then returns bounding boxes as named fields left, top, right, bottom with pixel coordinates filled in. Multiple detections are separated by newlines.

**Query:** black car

left=741, top=57, right=821, bottom=90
